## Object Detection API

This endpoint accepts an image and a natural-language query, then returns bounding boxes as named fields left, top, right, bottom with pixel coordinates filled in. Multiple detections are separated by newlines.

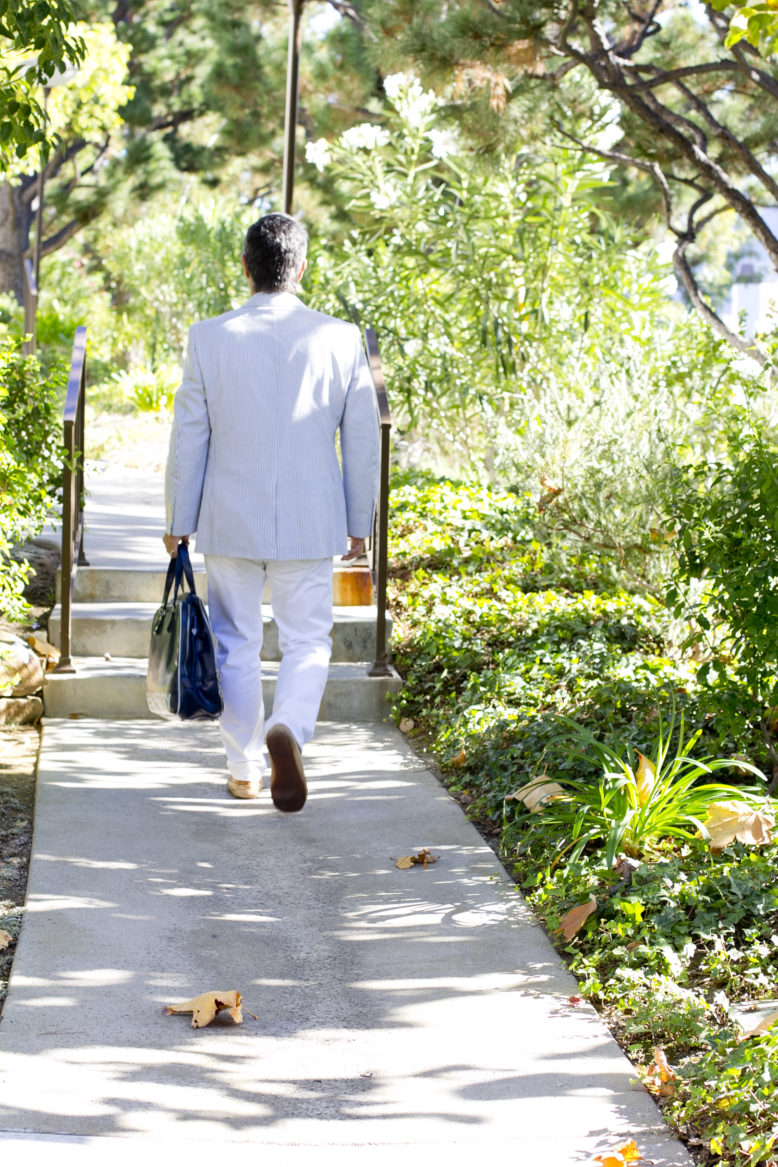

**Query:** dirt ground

left=0, top=536, right=60, bottom=1016
left=0, top=727, right=38, bottom=1016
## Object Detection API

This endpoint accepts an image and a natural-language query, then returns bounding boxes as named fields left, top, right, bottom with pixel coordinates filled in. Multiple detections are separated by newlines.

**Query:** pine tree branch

left=673, top=239, right=767, bottom=366
left=672, top=78, right=778, bottom=204
left=614, top=0, right=663, bottom=57
left=627, top=60, right=744, bottom=89
left=568, top=23, right=778, bottom=271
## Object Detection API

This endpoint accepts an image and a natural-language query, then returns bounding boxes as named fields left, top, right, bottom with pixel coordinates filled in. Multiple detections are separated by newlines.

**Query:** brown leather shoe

left=266, top=724, right=307, bottom=812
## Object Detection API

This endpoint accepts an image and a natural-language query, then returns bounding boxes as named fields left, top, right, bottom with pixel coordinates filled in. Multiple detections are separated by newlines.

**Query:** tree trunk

left=0, top=182, right=34, bottom=305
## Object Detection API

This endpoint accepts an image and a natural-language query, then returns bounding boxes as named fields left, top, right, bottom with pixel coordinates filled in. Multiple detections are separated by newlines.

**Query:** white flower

left=305, top=139, right=331, bottom=172
left=383, top=73, right=410, bottom=103
left=370, top=189, right=393, bottom=210
left=426, top=128, right=458, bottom=159
left=383, top=72, right=439, bottom=127
left=340, top=124, right=390, bottom=151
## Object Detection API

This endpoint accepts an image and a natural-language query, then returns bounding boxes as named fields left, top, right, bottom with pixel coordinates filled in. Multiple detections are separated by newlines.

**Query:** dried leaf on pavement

left=395, top=848, right=438, bottom=869
left=593, top=1139, right=642, bottom=1165
left=164, top=990, right=243, bottom=1028
left=558, top=895, right=597, bottom=941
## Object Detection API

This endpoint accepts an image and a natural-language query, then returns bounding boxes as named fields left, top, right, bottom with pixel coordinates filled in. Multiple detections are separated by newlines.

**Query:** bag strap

left=162, top=542, right=197, bottom=606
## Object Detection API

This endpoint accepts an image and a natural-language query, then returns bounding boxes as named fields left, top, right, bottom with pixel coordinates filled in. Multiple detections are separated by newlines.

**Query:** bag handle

left=162, top=542, right=197, bottom=606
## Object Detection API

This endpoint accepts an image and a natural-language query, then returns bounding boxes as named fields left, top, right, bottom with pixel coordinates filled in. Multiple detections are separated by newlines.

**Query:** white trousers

left=204, top=555, right=333, bottom=783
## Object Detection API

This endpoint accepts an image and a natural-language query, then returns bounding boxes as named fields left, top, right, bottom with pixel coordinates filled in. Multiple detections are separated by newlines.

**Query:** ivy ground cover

left=388, top=472, right=778, bottom=1167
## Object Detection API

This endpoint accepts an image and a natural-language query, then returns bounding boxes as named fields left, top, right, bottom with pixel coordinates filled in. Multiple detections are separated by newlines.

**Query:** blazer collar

left=246, top=292, right=300, bottom=310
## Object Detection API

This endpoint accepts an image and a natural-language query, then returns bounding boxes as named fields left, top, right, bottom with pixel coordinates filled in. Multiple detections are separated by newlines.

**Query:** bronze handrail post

left=364, top=327, right=393, bottom=678
left=52, top=326, right=88, bottom=674
left=282, top=0, right=305, bottom=214
left=22, top=258, right=37, bottom=356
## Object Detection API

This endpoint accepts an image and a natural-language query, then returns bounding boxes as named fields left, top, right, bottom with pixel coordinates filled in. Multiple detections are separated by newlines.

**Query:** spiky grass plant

left=516, top=715, right=768, bottom=868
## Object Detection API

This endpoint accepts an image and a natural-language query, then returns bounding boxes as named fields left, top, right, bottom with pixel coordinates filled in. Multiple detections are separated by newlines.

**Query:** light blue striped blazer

left=165, top=292, right=380, bottom=560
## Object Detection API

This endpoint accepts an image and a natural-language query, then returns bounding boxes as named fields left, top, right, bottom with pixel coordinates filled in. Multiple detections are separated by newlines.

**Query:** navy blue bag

left=146, top=544, right=223, bottom=721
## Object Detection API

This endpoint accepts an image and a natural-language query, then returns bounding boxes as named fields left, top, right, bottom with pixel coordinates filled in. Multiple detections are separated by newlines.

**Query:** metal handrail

left=22, top=258, right=37, bottom=356
left=52, top=326, right=88, bottom=673
left=364, top=327, right=393, bottom=678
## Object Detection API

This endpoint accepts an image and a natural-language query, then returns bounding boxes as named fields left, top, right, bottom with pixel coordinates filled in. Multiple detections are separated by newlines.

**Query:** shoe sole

left=267, top=725, right=307, bottom=812
left=227, top=778, right=261, bottom=800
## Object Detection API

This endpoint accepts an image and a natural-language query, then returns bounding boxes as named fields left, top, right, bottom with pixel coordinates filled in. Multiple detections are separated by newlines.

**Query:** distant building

left=722, top=207, right=778, bottom=336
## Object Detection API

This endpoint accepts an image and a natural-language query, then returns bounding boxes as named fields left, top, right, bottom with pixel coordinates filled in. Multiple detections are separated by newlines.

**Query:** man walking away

left=163, top=213, right=380, bottom=813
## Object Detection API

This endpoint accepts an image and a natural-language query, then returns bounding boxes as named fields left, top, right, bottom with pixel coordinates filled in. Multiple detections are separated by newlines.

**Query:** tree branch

left=41, top=216, right=92, bottom=258
left=615, top=0, right=663, bottom=57
left=672, top=78, right=778, bottom=203
left=573, top=35, right=778, bottom=271
left=674, top=239, right=768, bottom=366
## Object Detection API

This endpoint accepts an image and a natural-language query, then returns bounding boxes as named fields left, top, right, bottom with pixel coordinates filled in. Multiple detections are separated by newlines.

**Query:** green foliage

left=669, top=414, right=778, bottom=758
left=520, top=844, right=778, bottom=1164
left=0, top=336, right=64, bottom=619
left=711, top=0, right=778, bottom=56
left=0, top=0, right=85, bottom=167
left=106, top=363, right=179, bottom=414
left=305, top=75, right=688, bottom=464
left=391, top=470, right=778, bottom=1164
left=88, top=199, right=254, bottom=366
left=388, top=474, right=711, bottom=825
left=508, top=715, right=767, bottom=868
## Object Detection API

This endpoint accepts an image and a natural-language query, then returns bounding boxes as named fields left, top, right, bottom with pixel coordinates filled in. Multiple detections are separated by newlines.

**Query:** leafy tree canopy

left=0, top=0, right=85, bottom=166
left=362, top=0, right=778, bottom=359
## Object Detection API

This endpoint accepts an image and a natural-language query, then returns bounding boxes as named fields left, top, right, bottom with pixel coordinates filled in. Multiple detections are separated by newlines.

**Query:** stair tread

left=45, top=657, right=397, bottom=677
left=52, top=603, right=385, bottom=620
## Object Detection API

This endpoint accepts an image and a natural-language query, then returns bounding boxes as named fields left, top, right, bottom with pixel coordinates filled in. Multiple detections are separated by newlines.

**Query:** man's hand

left=163, top=534, right=190, bottom=558
left=341, top=536, right=366, bottom=562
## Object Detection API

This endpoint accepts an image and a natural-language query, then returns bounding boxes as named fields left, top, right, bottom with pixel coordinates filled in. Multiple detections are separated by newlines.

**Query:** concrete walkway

left=0, top=464, right=693, bottom=1165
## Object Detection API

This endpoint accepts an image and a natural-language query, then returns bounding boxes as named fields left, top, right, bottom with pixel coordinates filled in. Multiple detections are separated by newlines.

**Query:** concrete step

left=60, top=563, right=374, bottom=605
left=42, top=658, right=401, bottom=721
left=48, top=603, right=390, bottom=663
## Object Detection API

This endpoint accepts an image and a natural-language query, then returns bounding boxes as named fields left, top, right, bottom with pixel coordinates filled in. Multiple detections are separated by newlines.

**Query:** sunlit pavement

left=0, top=718, right=693, bottom=1165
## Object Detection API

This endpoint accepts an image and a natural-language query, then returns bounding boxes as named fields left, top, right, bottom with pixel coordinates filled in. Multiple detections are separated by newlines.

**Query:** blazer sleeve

left=165, top=327, right=211, bottom=535
left=339, top=327, right=380, bottom=539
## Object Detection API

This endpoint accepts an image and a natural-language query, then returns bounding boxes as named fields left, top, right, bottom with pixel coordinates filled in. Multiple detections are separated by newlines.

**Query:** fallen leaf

left=395, top=849, right=438, bottom=869
left=165, top=990, right=243, bottom=1028
left=634, top=752, right=655, bottom=806
left=399, top=717, right=414, bottom=733
left=559, top=895, right=597, bottom=941
left=645, top=1047, right=677, bottom=1097
left=451, top=747, right=467, bottom=767
left=704, top=800, right=775, bottom=854
left=27, top=633, right=60, bottom=666
left=739, top=1009, right=778, bottom=1040
left=0, top=930, right=13, bottom=951
left=594, top=1140, right=642, bottom=1166
left=507, top=776, right=565, bottom=812
left=568, top=995, right=582, bottom=1006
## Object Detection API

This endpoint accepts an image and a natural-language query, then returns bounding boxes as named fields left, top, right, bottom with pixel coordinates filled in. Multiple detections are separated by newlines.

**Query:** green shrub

left=0, top=337, right=65, bottom=619
left=669, top=416, right=778, bottom=767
